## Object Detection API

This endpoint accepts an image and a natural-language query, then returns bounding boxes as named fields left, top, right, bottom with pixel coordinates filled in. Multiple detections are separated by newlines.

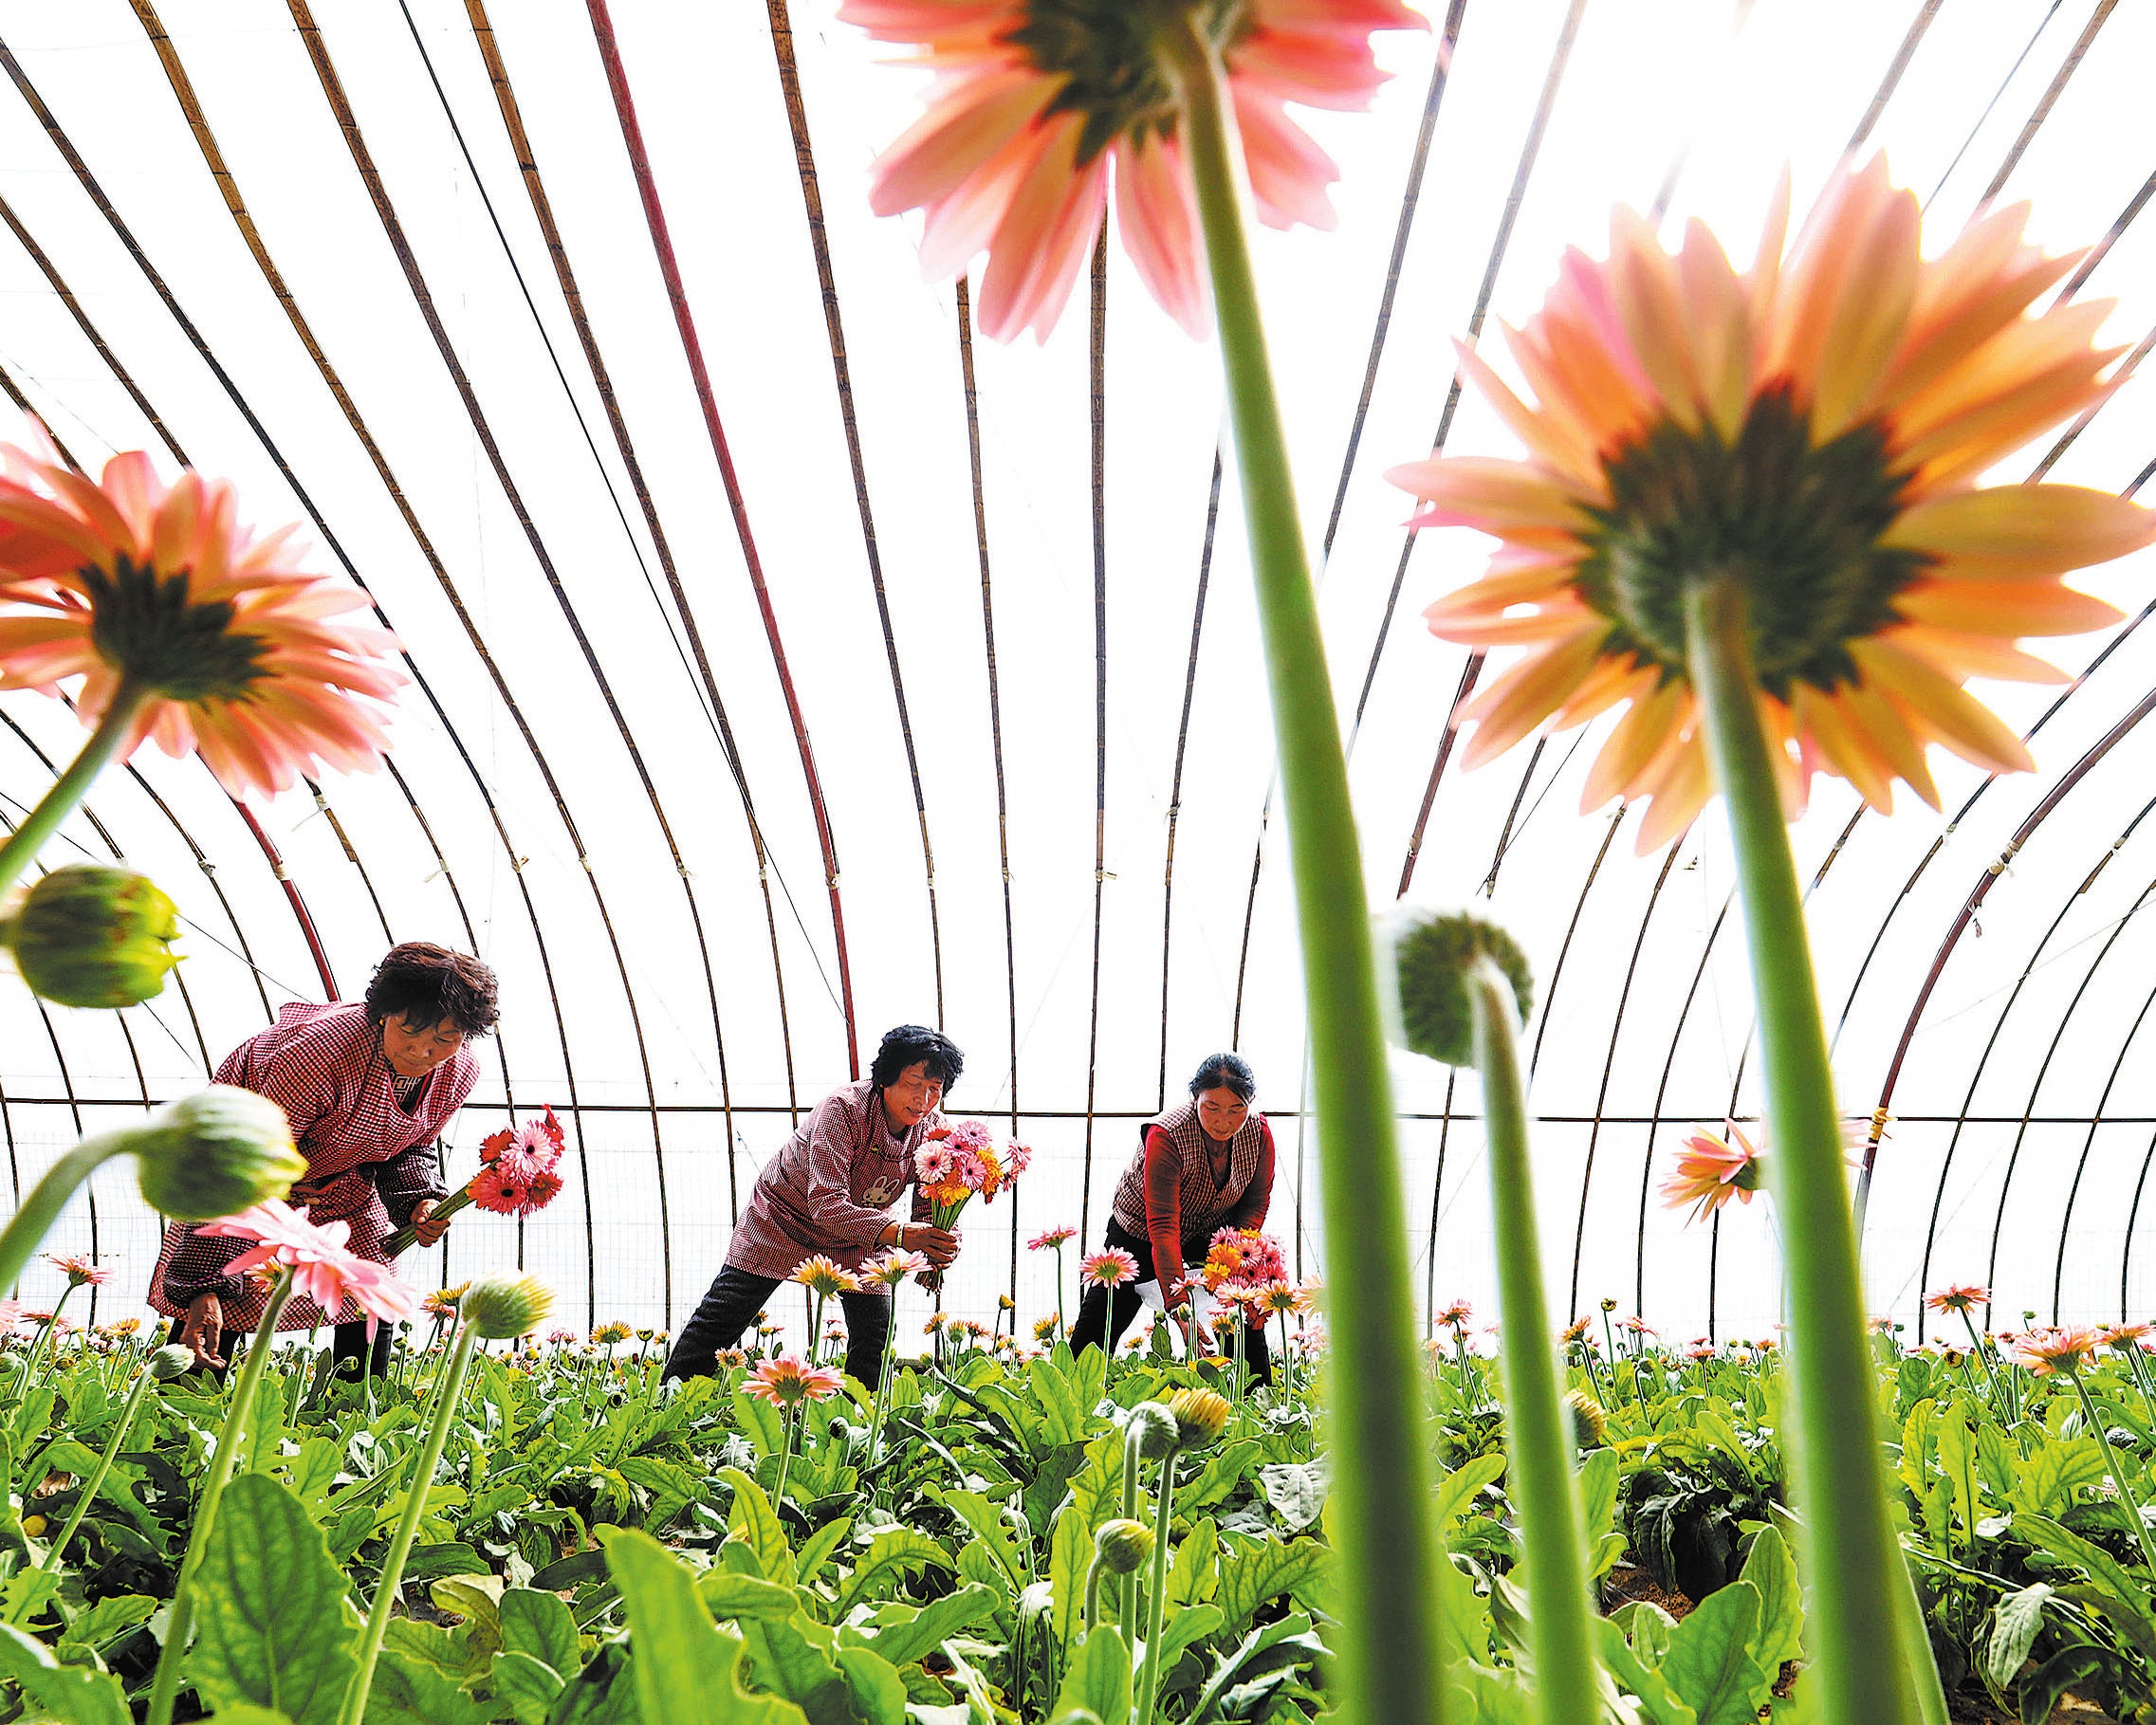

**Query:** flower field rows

left=4, top=1268, right=2154, bottom=1723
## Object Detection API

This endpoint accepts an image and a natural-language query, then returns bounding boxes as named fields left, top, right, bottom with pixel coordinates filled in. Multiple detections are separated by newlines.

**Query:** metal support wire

left=765, top=0, right=947, bottom=1028
left=1159, top=451, right=1224, bottom=1113
left=1977, top=0, right=2118, bottom=208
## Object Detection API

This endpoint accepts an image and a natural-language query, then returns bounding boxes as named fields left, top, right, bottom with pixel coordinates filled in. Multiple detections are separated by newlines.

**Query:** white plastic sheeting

left=0, top=1, right=2152, bottom=1353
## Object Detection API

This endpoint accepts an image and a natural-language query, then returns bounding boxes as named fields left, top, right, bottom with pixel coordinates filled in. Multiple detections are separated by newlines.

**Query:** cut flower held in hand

left=1391, top=156, right=2156, bottom=853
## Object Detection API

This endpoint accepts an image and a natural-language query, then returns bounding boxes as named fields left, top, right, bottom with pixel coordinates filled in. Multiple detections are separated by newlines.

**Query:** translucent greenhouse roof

left=1, top=1, right=2152, bottom=1349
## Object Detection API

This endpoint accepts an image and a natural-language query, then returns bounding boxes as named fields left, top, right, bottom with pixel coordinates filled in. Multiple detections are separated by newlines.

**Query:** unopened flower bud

left=2, top=865, right=179, bottom=1007
left=1564, top=1386, right=1608, bottom=1447
left=460, top=1271, right=554, bottom=1339
left=1166, top=1387, right=1231, bottom=1449
left=126, top=1086, right=305, bottom=1220
left=148, top=1344, right=195, bottom=1382
left=1125, top=1402, right=1179, bottom=1461
left=1385, top=908, right=1535, bottom=1068
left=1095, top=1518, right=1154, bottom=1573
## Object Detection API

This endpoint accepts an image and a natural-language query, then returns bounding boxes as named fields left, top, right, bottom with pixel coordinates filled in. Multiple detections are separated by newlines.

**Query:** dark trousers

left=1070, top=1219, right=1273, bottom=1385
left=663, top=1263, right=893, bottom=1389
left=189, top=1318, right=394, bottom=1384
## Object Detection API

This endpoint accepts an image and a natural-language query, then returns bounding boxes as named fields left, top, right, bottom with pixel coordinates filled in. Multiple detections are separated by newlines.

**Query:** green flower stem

left=773, top=1404, right=797, bottom=1515
left=2120, top=1345, right=2156, bottom=1432
left=337, top=1317, right=482, bottom=1725
left=1133, top=1452, right=1179, bottom=1725
left=0, top=1134, right=129, bottom=1300
left=1684, top=575, right=1915, bottom=1725
left=1469, top=961, right=1602, bottom=1725
left=1169, top=23, right=1445, bottom=1725
left=146, top=1269, right=295, bottom=1725
left=19, top=1283, right=81, bottom=1392
left=1892, top=1539, right=1954, bottom=1725
left=0, top=682, right=152, bottom=898
left=32, top=1361, right=160, bottom=1586
left=2064, top=1367, right=2156, bottom=1576
left=1956, top=1311, right=2007, bottom=1412
left=866, top=1307, right=899, bottom=1470
left=1118, top=1423, right=1146, bottom=1631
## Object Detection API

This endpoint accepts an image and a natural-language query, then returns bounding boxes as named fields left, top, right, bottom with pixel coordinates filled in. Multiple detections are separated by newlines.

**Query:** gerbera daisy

left=1079, top=1247, right=1140, bottom=1289
left=1923, top=1283, right=1991, bottom=1315
left=1391, top=157, right=2156, bottom=853
left=1434, top=1298, right=1473, bottom=1330
left=861, top=1248, right=931, bottom=1289
left=2103, top=1322, right=2154, bottom=1349
left=743, top=1354, right=845, bottom=1408
left=842, top=0, right=1426, bottom=342
left=792, top=1256, right=860, bottom=1299
left=0, top=446, right=404, bottom=797
left=197, top=1199, right=415, bottom=1334
left=2010, top=1326, right=2104, bottom=1375
left=1027, top=1225, right=1077, bottom=1251
left=46, top=1253, right=110, bottom=1288
left=1660, top=1123, right=1763, bottom=1223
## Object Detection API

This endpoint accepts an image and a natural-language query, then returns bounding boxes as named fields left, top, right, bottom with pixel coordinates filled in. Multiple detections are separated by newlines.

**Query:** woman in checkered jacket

left=150, top=943, right=499, bottom=1380
left=1069, top=1052, right=1278, bottom=1382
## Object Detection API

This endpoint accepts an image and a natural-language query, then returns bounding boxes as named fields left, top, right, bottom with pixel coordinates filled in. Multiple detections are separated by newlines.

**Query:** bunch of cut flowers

left=384, top=1106, right=566, bottom=1256
left=912, top=1119, right=1029, bottom=1228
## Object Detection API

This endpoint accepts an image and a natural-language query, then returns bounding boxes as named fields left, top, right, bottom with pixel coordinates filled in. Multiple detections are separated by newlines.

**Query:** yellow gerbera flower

left=1389, top=156, right=2155, bottom=853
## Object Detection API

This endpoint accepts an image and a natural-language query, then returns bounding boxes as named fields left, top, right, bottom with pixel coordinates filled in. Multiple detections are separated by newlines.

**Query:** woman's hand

left=176, top=1293, right=225, bottom=1370
left=409, top=1200, right=451, bottom=1247
left=910, top=1225, right=961, bottom=1270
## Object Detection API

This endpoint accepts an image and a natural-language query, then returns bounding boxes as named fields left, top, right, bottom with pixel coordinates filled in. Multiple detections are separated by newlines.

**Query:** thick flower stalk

left=1391, top=159, right=2156, bottom=1725
left=1392, top=911, right=1600, bottom=1725
left=850, top=7, right=1442, bottom=1721
left=0, top=446, right=405, bottom=893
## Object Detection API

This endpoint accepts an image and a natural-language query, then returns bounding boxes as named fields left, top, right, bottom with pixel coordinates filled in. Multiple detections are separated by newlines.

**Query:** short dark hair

left=1189, top=1052, right=1255, bottom=1101
left=871, top=1024, right=963, bottom=1090
left=364, top=942, right=499, bottom=1039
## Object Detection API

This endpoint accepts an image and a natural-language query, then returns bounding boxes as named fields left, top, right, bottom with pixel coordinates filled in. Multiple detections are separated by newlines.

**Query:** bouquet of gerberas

left=912, top=1119, right=1030, bottom=1229
left=1198, top=1225, right=1288, bottom=1296
left=383, top=1107, right=566, bottom=1257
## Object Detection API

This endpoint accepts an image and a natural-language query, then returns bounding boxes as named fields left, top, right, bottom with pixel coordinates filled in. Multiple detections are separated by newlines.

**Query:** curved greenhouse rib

left=765, top=0, right=946, bottom=1025
left=584, top=0, right=858, bottom=1080
left=229, top=800, right=336, bottom=1000
left=1922, top=0, right=2066, bottom=208
left=305, top=781, right=394, bottom=949
left=1159, top=451, right=1224, bottom=1111
left=405, top=3, right=760, bottom=1215
left=1423, top=1069, right=1459, bottom=1331
left=1568, top=833, right=1680, bottom=1316
left=1842, top=0, right=1947, bottom=160
left=290, top=0, right=696, bottom=1317
left=2055, top=165, right=2156, bottom=304
left=1525, top=802, right=1625, bottom=1078
left=1396, top=654, right=1483, bottom=898
left=953, top=281, right=1023, bottom=1295
left=2051, top=923, right=2156, bottom=1322
left=1977, top=0, right=2117, bottom=206
left=1978, top=824, right=2156, bottom=1319
left=1079, top=231, right=1110, bottom=1251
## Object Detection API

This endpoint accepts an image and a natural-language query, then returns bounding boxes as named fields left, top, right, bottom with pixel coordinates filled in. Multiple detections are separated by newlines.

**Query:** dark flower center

left=1010, top=0, right=1250, bottom=165
left=84, top=556, right=269, bottom=702
left=1572, top=383, right=1929, bottom=700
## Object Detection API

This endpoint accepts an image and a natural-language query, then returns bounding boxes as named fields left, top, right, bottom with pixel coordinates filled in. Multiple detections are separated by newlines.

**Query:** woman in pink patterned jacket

left=151, top=943, right=499, bottom=1380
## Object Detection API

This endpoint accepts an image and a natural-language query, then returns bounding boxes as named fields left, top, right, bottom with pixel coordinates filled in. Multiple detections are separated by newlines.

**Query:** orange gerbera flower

left=842, top=0, right=1426, bottom=341
left=0, top=446, right=402, bottom=797
left=1390, top=158, right=2156, bottom=853
left=1660, top=1123, right=1762, bottom=1224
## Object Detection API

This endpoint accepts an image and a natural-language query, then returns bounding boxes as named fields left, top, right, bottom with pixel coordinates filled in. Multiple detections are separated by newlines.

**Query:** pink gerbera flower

left=1079, top=1247, right=1140, bottom=1289
left=197, top=1199, right=416, bottom=1334
left=1924, top=1283, right=1991, bottom=1315
left=861, top=1248, right=931, bottom=1289
left=842, top=0, right=1427, bottom=342
left=469, top=1166, right=532, bottom=1217
left=485, top=1109, right=565, bottom=1184
left=914, top=1142, right=955, bottom=1185
left=2103, top=1322, right=2154, bottom=1349
left=743, top=1354, right=845, bottom=1408
left=2011, top=1326, right=2105, bottom=1375
left=1660, top=1123, right=1762, bottom=1223
left=0, top=445, right=404, bottom=796
left=1435, top=1298, right=1473, bottom=1330
left=1027, top=1226, right=1077, bottom=1252
left=1005, top=1140, right=1035, bottom=1176
left=46, top=1253, right=111, bottom=1288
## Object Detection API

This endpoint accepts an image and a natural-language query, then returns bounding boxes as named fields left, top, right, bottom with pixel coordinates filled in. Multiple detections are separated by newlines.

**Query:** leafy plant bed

left=3, top=1301, right=2156, bottom=1723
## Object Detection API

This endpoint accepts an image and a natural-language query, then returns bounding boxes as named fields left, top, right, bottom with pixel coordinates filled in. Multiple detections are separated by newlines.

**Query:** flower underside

left=1010, top=0, right=1249, bottom=164
left=1580, top=384, right=1927, bottom=701
left=84, top=557, right=270, bottom=702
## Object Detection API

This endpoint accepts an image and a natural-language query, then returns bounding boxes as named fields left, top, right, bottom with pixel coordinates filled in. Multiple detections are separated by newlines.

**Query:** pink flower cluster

left=473, top=1107, right=567, bottom=1218
left=1206, top=1226, right=1288, bottom=1292
left=198, top=1199, right=417, bottom=1334
left=914, top=1119, right=1030, bottom=1222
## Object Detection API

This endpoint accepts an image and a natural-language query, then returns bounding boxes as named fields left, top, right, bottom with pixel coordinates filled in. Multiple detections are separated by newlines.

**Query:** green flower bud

left=1166, top=1386, right=1231, bottom=1449
left=2, top=865, right=179, bottom=1008
left=1095, top=1518, right=1155, bottom=1574
left=148, top=1344, right=195, bottom=1382
left=1387, top=909, right=1536, bottom=1068
left=127, top=1086, right=304, bottom=1220
left=460, top=1272, right=554, bottom=1340
left=1124, top=1401, right=1180, bottom=1461
left=1564, top=1386, right=1608, bottom=1447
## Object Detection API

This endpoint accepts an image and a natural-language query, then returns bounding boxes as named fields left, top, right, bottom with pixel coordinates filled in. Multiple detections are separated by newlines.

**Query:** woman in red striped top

left=1070, top=1053, right=1276, bottom=1381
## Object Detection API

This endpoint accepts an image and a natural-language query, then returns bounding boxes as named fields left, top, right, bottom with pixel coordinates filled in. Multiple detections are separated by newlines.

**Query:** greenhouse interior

left=1, top=2, right=2153, bottom=1722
